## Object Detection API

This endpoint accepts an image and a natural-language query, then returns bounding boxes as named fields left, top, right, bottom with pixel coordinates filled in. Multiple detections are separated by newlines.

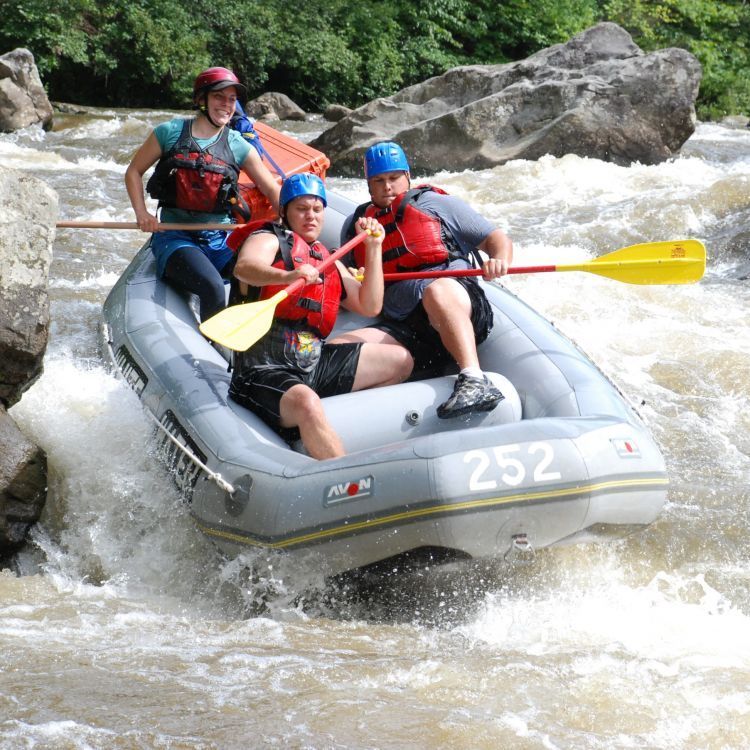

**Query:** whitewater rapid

left=1, top=111, right=749, bottom=749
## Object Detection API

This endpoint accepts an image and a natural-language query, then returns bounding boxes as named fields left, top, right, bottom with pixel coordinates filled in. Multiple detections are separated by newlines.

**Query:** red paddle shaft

left=381, top=266, right=556, bottom=281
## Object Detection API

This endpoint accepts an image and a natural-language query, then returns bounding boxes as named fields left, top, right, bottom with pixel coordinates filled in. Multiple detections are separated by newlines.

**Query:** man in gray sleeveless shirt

left=335, top=141, right=513, bottom=419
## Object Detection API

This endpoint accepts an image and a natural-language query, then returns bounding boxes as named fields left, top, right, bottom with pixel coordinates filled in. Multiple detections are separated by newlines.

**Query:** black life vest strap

left=382, top=245, right=409, bottom=264
left=279, top=231, right=324, bottom=315
left=173, top=119, right=236, bottom=168
left=296, top=298, right=322, bottom=313
left=270, top=225, right=295, bottom=271
left=149, top=119, right=243, bottom=217
left=349, top=187, right=476, bottom=269
left=173, top=118, right=193, bottom=154
left=344, top=202, right=370, bottom=242
left=272, top=229, right=326, bottom=312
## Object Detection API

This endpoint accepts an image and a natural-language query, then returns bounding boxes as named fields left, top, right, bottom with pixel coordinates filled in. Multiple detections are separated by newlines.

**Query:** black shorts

left=372, top=278, right=493, bottom=373
left=229, top=341, right=362, bottom=441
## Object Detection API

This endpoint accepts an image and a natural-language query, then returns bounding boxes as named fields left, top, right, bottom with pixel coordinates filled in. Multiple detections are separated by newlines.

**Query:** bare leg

left=351, top=343, right=413, bottom=391
left=421, top=278, right=479, bottom=369
left=417, top=279, right=503, bottom=418
left=328, top=328, right=414, bottom=391
left=279, top=384, right=344, bottom=460
left=328, top=327, right=401, bottom=345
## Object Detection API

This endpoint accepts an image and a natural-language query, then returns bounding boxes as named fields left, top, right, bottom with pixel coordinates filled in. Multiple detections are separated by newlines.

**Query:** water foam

left=9, top=356, right=226, bottom=608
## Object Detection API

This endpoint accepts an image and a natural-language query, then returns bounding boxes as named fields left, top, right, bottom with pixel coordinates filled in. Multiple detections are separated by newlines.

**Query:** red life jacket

left=226, top=219, right=271, bottom=253
left=235, top=223, right=342, bottom=337
left=146, top=119, right=250, bottom=220
left=353, top=185, right=458, bottom=272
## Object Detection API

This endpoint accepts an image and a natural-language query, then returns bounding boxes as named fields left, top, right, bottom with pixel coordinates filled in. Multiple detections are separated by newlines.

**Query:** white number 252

left=463, top=442, right=561, bottom=491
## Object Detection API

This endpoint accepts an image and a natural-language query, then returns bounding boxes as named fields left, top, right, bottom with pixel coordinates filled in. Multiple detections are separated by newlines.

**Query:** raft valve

left=504, top=533, right=535, bottom=565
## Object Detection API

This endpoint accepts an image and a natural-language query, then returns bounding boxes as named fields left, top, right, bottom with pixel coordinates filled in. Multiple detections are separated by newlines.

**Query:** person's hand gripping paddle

left=375, top=239, right=707, bottom=285
left=199, top=230, right=373, bottom=351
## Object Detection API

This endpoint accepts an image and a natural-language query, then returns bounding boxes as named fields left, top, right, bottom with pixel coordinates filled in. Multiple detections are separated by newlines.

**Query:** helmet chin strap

left=197, top=94, right=222, bottom=128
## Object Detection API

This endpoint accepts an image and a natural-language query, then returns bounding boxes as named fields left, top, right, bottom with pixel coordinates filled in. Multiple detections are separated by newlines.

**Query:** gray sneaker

left=479, top=377, right=504, bottom=412
left=437, top=373, right=504, bottom=419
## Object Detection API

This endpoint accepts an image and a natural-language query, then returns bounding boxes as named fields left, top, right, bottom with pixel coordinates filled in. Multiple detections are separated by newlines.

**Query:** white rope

left=144, top=409, right=236, bottom=495
left=101, top=323, right=235, bottom=495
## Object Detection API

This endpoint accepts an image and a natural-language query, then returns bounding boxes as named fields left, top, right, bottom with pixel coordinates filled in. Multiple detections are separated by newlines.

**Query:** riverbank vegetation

left=1, top=0, right=747, bottom=119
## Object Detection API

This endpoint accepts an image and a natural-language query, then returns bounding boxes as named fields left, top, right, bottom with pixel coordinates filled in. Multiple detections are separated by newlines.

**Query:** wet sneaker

left=437, top=373, right=505, bottom=419
left=479, top=377, right=505, bottom=412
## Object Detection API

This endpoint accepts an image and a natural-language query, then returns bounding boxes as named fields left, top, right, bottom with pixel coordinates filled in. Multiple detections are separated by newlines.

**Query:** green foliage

left=603, top=0, right=750, bottom=118
left=119, top=3, right=210, bottom=104
left=467, top=0, right=599, bottom=61
left=0, top=0, right=97, bottom=71
left=258, top=0, right=470, bottom=108
left=0, top=0, right=747, bottom=117
left=0, top=0, right=209, bottom=105
left=201, top=0, right=282, bottom=96
left=262, top=0, right=378, bottom=109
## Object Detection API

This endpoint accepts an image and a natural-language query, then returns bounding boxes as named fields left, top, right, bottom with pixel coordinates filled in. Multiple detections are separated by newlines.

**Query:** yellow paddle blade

left=200, top=229, right=369, bottom=349
left=199, top=290, right=289, bottom=351
left=561, top=239, right=706, bottom=285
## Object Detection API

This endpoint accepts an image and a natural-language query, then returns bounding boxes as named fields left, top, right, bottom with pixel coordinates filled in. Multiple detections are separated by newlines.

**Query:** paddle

left=56, top=220, right=243, bottom=231
left=375, top=239, right=706, bottom=285
left=199, top=231, right=369, bottom=351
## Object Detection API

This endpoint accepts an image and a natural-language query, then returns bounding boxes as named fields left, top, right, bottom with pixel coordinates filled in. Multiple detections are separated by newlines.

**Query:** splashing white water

left=3, top=113, right=750, bottom=750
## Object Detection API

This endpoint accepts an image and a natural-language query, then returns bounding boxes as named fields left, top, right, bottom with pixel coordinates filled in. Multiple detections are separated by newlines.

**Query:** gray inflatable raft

left=101, top=191, right=667, bottom=576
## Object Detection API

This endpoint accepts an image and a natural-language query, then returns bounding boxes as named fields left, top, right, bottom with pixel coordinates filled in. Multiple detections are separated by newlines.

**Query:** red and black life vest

left=229, top=222, right=342, bottom=337
left=146, top=119, right=250, bottom=219
left=352, top=185, right=461, bottom=272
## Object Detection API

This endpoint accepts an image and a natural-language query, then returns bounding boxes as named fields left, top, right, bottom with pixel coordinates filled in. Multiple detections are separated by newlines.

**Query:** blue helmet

left=364, top=142, right=410, bottom=179
left=280, top=173, right=327, bottom=209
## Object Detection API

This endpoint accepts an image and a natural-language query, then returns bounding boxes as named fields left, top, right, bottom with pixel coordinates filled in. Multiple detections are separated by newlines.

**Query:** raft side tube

left=292, top=372, right=522, bottom=454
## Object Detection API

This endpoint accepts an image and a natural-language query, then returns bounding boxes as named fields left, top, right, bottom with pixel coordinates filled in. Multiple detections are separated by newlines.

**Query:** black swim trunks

left=229, top=321, right=362, bottom=441
left=370, top=277, right=494, bottom=374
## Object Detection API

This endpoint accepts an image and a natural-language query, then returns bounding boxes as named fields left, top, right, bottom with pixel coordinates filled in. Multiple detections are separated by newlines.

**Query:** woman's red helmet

left=193, top=67, right=246, bottom=100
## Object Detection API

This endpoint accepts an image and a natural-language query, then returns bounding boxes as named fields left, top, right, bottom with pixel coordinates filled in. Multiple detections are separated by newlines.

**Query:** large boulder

left=245, top=92, right=306, bottom=122
left=312, top=23, right=702, bottom=176
left=0, top=168, right=56, bottom=407
left=0, top=408, right=47, bottom=558
left=0, top=48, right=53, bottom=132
left=324, top=104, right=352, bottom=123
left=0, top=167, right=56, bottom=562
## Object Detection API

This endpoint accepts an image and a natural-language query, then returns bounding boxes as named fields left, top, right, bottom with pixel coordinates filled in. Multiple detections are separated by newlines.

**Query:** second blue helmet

left=280, top=173, right=327, bottom=209
left=364, top=142, right=410, bottom=179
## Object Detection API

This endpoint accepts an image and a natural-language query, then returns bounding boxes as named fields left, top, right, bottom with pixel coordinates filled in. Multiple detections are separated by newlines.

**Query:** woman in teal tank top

left=124, top=67, right=280, bottom=322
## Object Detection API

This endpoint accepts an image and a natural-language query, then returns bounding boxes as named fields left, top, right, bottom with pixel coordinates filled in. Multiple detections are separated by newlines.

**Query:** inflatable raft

left=100, top=130, right=667, bottom=577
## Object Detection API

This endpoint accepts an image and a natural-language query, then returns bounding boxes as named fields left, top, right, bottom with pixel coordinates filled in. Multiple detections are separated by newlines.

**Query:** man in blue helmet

left=337, top=141, right=513, bottom=419
left=227, top=173, right=412, bottom=459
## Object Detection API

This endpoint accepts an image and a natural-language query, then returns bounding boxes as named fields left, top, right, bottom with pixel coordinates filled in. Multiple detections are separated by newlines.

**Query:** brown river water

left=1, top=109, right=750, bottom=749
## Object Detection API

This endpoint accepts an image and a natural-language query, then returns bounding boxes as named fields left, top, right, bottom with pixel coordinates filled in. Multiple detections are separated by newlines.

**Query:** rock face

left=0, top=167, right=56, bottom=561
left=0, top=409, right=47, bottom=556
left=323, top=104, right=352, bottom=122
left=0, top=168, right=56, bottom=407
left=245, top=92, right=306, bottom=122
left=0, top=48, right=54, bottom=132
left=311, top=23, right=702, bottom=176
